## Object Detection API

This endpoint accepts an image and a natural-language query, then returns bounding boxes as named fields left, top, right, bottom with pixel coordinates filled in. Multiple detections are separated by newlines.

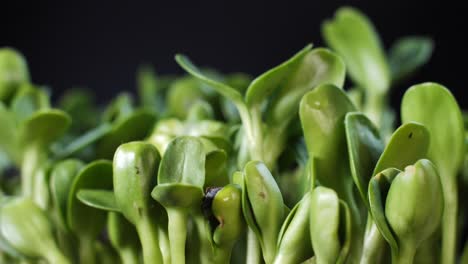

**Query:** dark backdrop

left=1, top=0, right=467, bottom=109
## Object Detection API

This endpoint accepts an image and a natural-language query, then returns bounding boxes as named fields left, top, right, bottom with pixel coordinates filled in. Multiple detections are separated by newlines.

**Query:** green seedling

left=176, top=45, right=345, bottom=170
left=241, top=161, right=285, bottom=264
left=370, top=160, right=443, bottom=264
left=113, top=142, right=163, bottom=264
left=401, top=83, right=465, bottom=264
left=345, top=113, right=430, bottom=261
left=0, top=197, right=70, bottom=263
left=151, top=136, right=206, bottom=264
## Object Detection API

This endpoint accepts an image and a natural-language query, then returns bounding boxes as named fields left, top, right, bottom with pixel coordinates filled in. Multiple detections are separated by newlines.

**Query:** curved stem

left=246, top=228, right=261, bottom=264
left=364, top=92, right=385, bottom=128
left=441, top=178, right=457, bottom=264
left=137, top=215, right=163, bottom=264
left=21, top=145, right=43, bottom=197
left=167, top=208, right=188, bottom=264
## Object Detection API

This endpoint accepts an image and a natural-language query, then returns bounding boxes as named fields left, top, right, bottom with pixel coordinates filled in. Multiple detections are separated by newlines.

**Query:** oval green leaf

left=77, top=189, right=120, bottom=212
left=50, top=159, right=85, bottom=228
left=267, top=48, right=345, bottom=126
left=244, top=44, right=312, bottom=107
left=299, top=84, right=356, bottom=189
left=97, top=109, right=156, bottom=159
left=158, top=136, right=205, bottom=188
left=388, top=36, right=434, bottom=82
left=322, top=7, right=390, bottom=94
left=67, top=160, right=113, bottom=237
left=345, top=112, right=383, bottom=207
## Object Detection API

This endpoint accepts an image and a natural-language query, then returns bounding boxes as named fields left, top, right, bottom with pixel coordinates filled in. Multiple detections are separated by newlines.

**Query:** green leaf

left=0, top=197, right=61, bottom=259
left=137, top=65, right=161, bottom=111
left=0, top=102, right=18, bottom=160
left=0, top=48, right=30, bottom=101
left=368, top=168, right=401, bottom=253
left=147, top=118, right=230, bottom=155
left=167, top=76, right=211, bottom=119
left=309, top=187, right=342, bottom=264
left=77, top=189, right=120, bottom=212
left=373, top=122, right=429, bottom=176
left=50, top=159, right=85, bottom=228
left=345, top=112, right=384, bottom=207
left=101, top=93, right=134, bottom=123
left=19, top=109, right=71, bottom=149
left=401, top=82, right=465, bottom=180
left=275, top=191, right=313, bottom=264
left=67, top=160, right=113, bottom=237
left=0, top=196, right=27, bottom=259
left=58, top=88, right=98, bottom=132
left=322, top=7, right=390, bottom=94
left=54, top=123, right=112, bottom=160
left=388, top=36, right=434, bottom=82
left=299, top=84, right=356, bottom=189
left=157, top=136, right=205, bottom=188
left=96, top=109, right=156, bottom=159
left=242, top=161, right=284, bottom=263
left=10, top=84, right=50, bottom=122
left=151, top=183, right=203, bottom=209
left=205, top=149, right=228, bottom=187
left=267, top=48, right=346, bottom=126
left=244, top=44, right=312, bottom=107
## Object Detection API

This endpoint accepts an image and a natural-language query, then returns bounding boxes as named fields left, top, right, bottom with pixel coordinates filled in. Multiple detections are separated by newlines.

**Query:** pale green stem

left=158, top=224, right=171, bottom=264
left=391, top=244, right=416, bottom=264
left=441, top=177, right=457, bottom=264
left=137, top=215, right=163, bottom=264
left=167, top=208, right=188, bottom=264
left=21, top=144, right=44, bottom=197
left=364, top=92, right=385, bottom=128
left=249, top=106, right=264, bottom=162
left=119, top=247, right=140, bottom=264
left=79, top=235, right=96, bottom=264
left=246, top=228, right=261, bottom=264
left=194, top=215, right=214, bottom=264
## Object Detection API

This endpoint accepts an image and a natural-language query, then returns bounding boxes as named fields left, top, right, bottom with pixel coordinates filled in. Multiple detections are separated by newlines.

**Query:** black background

left=1, top=0, right=467, bottom=109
